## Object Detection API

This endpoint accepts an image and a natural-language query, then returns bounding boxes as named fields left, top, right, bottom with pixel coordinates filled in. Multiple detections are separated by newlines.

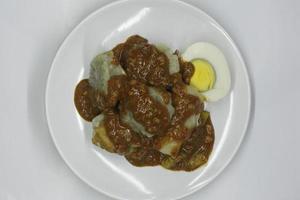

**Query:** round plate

left=45, top=0, right=251, bottom=199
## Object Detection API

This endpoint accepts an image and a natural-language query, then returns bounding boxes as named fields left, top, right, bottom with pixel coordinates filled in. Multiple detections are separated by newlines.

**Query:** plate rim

left=45, top=0, right=252, bottom=199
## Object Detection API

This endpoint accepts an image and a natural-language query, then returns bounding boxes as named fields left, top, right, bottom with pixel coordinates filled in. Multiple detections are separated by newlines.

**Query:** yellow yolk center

left=190, top=59, right=216, bottom=92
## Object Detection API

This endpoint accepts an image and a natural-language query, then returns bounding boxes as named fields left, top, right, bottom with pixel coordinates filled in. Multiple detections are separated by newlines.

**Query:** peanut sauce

left=74, top=35, right=214, bottom=171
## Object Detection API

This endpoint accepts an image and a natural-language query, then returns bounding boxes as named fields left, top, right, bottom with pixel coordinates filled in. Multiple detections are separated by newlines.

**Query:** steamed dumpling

left=89, top=51, right=125, bottom=94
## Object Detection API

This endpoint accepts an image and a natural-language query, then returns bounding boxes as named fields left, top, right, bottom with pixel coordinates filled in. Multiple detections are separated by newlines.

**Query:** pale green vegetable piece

left=122, top=111, right=153, bottom=137
left=123, top=86, right=176, bottom=138
left=92, top=114, right=115, bottom=153
left=161, top=152, right=208, bottom=171
left=158, top=112, right=200, bottom=158
left=148, top=87, right=175, bottom=119
left=184, top=114, right=200, bottom=130
left=89, top=51, right=125, bottom=94
left=158, top=136, right=182, bottom=158
left=200, top=111, right=210, bottom=125
left=187, top=152, right=208, bottom=170
left=166, top=50, right=180, bottom=74
left=155, top=43, right=169, bottom=52
left=161, top=156, right=176, bottom=169
left=156, top=44, right=180, bottom=74
left=92, top=114, right=104, bottom=128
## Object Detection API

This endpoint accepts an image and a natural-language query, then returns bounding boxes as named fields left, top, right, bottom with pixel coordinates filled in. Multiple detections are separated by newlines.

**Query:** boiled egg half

left=182, top=42, right=231, bottom=102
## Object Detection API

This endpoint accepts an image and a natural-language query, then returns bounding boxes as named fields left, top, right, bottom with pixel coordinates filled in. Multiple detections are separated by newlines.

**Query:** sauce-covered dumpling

left=74, top=35, right=215, bottom=171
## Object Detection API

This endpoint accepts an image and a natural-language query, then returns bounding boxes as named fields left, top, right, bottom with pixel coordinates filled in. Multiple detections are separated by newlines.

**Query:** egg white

left=182, top=42, right=231, bottom=102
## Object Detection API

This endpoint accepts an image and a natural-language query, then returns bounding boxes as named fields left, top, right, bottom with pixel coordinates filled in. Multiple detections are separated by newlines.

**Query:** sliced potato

left=92, top=125, right=115, bottom=153
left=157, top=136, right=182, bottom=158
left=91, top=114, right=115, bottom=152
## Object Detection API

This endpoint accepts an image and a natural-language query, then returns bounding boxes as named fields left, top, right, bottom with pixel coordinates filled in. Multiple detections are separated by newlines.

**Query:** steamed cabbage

left=89, top=51, right=125, bottom=94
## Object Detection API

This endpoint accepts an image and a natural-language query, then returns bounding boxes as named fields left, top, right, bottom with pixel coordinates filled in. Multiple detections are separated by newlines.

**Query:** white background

left=0, top=0, right=299, bottom=199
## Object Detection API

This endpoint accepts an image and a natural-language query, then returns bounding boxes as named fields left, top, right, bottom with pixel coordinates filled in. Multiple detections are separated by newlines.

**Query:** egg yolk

left=190, top=59, right=215, bottom=92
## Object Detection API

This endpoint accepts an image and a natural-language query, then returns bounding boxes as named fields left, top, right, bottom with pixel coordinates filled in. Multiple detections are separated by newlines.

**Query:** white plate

left=45, top=0, right=251, bottom=199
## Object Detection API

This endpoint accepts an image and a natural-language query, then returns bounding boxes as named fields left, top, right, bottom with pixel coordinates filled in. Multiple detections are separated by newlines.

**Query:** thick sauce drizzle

left=74, top=35, right=215, bottom=171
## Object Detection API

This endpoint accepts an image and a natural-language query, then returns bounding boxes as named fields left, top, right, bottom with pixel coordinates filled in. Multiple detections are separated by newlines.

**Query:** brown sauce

left=126, top=80, right=170, bottom=136
left=106, top=75, right=128, bottom=108
left=167, top=115, right=214, bottom=171
left=74, top=35, right=215, bottom=171
left=74, top=79, right=102, bottom=121
left=179, top=58, right=195, bottom=84
left=113, top=35, right=170, bottom=87
left=102, top=110, right=153, bottom=155
left=126, top=114, right=214, bottom=170
left=126, top=147, right=165, bottom=167
left=168, top=73, right=204, bottom=140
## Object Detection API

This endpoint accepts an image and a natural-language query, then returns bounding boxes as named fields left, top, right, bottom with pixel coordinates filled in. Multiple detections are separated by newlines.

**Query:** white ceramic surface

left=45, top=0, right=251, bottom=199
left=2, top=0, right=300, bottom=200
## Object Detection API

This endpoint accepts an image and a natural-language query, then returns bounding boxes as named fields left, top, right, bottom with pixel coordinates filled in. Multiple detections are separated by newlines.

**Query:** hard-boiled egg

left=182, top=42, right=231, bottom=102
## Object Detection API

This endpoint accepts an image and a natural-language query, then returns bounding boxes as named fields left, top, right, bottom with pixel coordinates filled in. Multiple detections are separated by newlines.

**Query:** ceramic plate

left=45, top=0, right=251, bottom=199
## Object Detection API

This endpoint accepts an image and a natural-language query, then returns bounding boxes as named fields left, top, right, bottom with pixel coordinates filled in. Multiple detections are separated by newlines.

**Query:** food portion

left=182, top=42, right=231, bottom=102
left=74, top=35, right=231, bottom=171
left=112, top=36, right=170, bottom=87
